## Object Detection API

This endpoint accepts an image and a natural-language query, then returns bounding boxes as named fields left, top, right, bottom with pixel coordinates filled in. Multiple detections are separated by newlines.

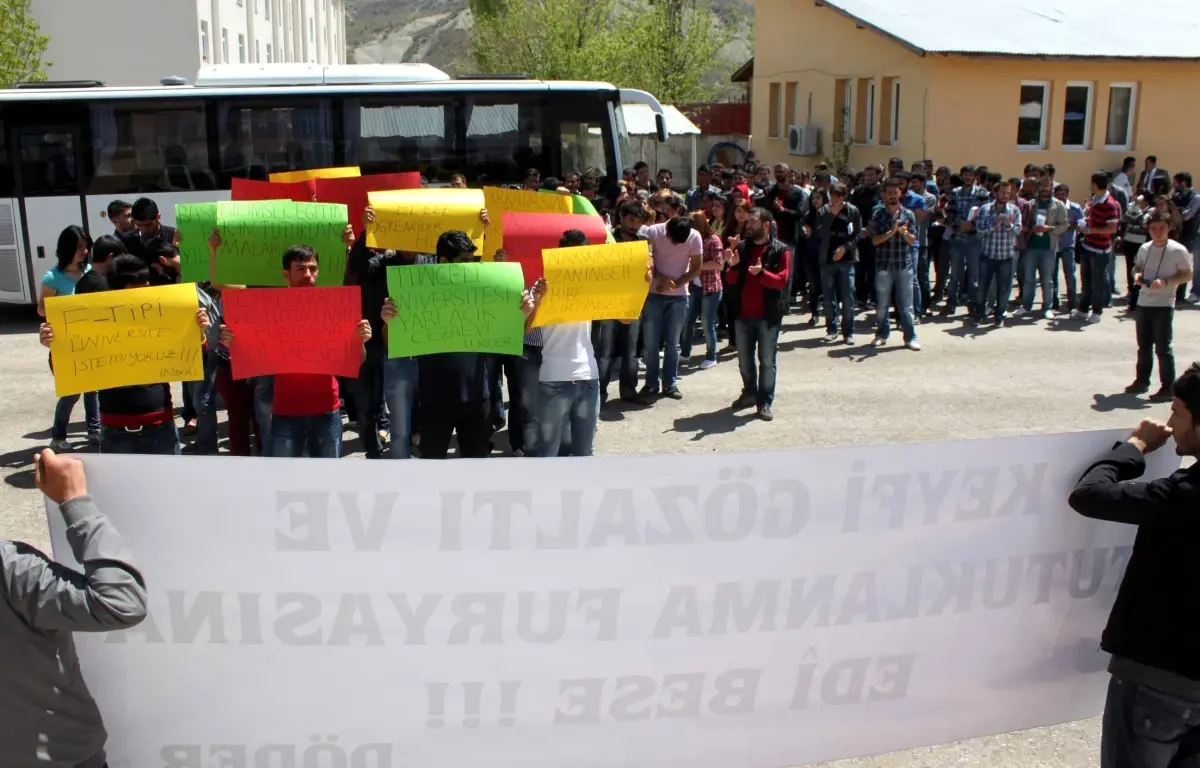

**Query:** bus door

left=9, top=123, right=88, bottom=299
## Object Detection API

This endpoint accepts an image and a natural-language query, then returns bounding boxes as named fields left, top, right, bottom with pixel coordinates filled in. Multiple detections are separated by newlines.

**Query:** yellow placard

left=366, top=188, right=486, bottom=254
left=532, top=241, right=651, bottom=327
left=45, top=284, right=204, bottom=397
left=268, top=167, right=361, bottom=183
left=482, top=186, right=573, bottom=259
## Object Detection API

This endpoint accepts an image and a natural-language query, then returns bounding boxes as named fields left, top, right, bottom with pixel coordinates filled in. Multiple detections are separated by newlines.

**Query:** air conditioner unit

left=787, top=124, right=820, bottom=156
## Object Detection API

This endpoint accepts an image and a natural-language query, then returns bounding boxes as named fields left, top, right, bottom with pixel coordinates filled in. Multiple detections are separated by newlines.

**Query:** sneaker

left=620, top=392, right=650, bottom=406
left=638, top=385, right=660, bottom=398
left=732, top=392, right=756, bottom=410
left=1041, top=310, right=1054, bottom=320
left=821, top=333, right=839, bottom=344
left=182, top=419, right=198, bottom=435
left=699, top=359, right=717, bottom=370
left=1124, top=381, right=1150, bottom=395
left=49, top=439, right=72, bottom=452
left=808, top=315, right=820, bottom=327
left=906, top=339, right=922, bottom=351
left=1070, top=310, right=1088, bottom=321
left=871, top=337, right=886, bottom=348
left=844, top=335, right=855, bottom=345
left=86, top=431, right=101, bottom=447
left=1012, top=307, right=1027, bottom=318
left=663, top=386, right=683, bottom=400
left=993, top=316, right=1004, bottom=327
left=1087, top=312, right=1102, bottom=325
left=1151, top=387, right=1174, bottom=402
left=758, top=405, right=774, bottom=422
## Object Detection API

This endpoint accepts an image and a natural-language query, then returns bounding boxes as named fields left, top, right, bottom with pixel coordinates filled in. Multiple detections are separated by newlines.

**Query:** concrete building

left=747, top=0, right=1200, bottom=192
left=32, top=0, right=347, bottom=87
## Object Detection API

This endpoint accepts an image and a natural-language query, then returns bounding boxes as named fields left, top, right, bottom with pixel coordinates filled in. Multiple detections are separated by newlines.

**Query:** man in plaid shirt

left=972, top=179, right=1023, bottom=327
left=869, top=179, right=920, bottom=349
left=943, top=165, right=987, bottom=318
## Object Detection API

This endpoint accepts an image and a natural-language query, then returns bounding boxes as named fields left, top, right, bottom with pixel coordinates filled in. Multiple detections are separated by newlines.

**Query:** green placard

left=175, top=203, right=218, bottom=283
left=571, top=194, right=598, bottom=216
left=385, top=262, right=525, bottom=358
left=214, top=201, right=348, bottom=287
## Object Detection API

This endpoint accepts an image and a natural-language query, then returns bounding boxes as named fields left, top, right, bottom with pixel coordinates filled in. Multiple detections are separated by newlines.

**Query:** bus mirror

left=655, top=113, right=668, bottom=143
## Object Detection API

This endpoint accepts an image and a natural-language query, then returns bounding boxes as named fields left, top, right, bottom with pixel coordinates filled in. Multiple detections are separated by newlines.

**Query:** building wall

left=32, top=0, right=347, bottom=87
left=925, top=57, right=1200, bottom=194
left=750, top=0, right=933, bottom=172
left=33, top=0, right=200, bottom=86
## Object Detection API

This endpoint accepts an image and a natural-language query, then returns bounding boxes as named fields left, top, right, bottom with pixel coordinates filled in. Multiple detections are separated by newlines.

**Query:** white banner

left=49, top=430, right=1175, bottom=768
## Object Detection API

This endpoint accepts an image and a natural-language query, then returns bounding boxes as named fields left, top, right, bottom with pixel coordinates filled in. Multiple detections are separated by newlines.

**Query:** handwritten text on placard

left=386, top=262, right=524, bottom=357
left=223, top=286, right=363, bottom=379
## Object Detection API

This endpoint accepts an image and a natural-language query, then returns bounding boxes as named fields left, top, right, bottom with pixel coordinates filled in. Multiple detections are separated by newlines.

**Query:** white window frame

left=265, top=0, right=271, bottom=20
left=1105, top=82, right=1138, bottom=151
left=199, top=20, right=209, bottom=59
left=1061, top=81, right=1093, bottom=150
left=255, top=40, right=261, bottom=62
left=238, top=33, right=246, bottom=63
left=221, top=28, right=229, bottom=63
left=840, top=80, right=852, bottom=141
left=865, top=81, right=876, bottom=145
left=1017, top=80, right=1050, bottom=151
left=889, top=79, right=900, bottom=146
left=266, top=43, right=273, bottom=62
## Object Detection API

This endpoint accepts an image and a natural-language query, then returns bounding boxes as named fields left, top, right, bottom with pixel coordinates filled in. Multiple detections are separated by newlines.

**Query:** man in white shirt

left=1113, top=157, right=1136, bottom=199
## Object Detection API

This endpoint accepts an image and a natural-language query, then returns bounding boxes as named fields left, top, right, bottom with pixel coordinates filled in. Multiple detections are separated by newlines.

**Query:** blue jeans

left=192, top=351, right=220, bottom=454
left=593, top=319, right=640, bottom=401
left=641, top=293, right=687, bottom=391
left=699, top=292, right=722, bottom=362
left=821, top=261, right=855, bottom=338
left=536, top=379, right=600, bottom=457
left=1079, top=248, right=1113, bottom=315
left=875, top=268, right=917, bottom=342
left=1101, top=676, right=1200, bottom=768
left=948, top=236, right=981, bottom=312
left=913, top=245, right=929, bottom=316
left=270, top=411, right=342, bottom=458
left=734, top=317, right=780, bottom=407
left=1054, top=249, right=1078, bottom=311
left=1021, top=247, right=1056, bottom=312
left=382, top=357, right=418, bottom=459
left=977, top=257, right=1015, bottom=321
left=52, top=392, right=99, bottom=441
left=502, top=345, right=543, bottom=454
left=100, top=422, right=180, bottom=455
left=679, top=283, right=703, bottom=358
left=253, top=376, right=274, bottom=456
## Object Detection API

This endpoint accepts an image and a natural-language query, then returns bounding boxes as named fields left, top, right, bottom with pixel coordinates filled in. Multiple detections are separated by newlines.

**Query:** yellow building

left=748, top=0, right=1200, bottom=192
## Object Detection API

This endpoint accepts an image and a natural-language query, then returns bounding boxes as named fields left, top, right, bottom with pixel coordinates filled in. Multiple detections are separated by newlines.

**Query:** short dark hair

left=1172, top=363, right=1200, bottom=419
left=130, top=197, right=159, bottom=221
left=540, top=176, right=563, bottom=191
left=148, top=239, right=178, bottom=263
left=658, top=168, right=673, bottom=177
left=1091, top=170, right=1112, bottom=189
left=1123, top=156, right=1137, bottom=170
left=1023, top=163, right=1037, bottom=175
left=581, top=179, right=599, bottom=193
left=618, top=200, right=645, bottom=219
left=910, top=171, right=927, bottom=184
left=282, top=244, right=319, bottom=271
left=1174, top=171, right=1193, bottom=186
left=1056, top=183, right=1070, bottom=194
left=883, top=178, right=904, bottom=192
left=436, top=230, right=477, bottom=262
left=106, top=199, right=132, bottom=219
left=1147, top=210, right=1174, bottom=226
left=633, top=161, right=649, bottom=172
left=108, top=254, right=151, bottom=289
left=91, top=234, right=126, bottom=265
left=559, top=229, right=589, bottom=247
left=450, top=173, right=466, bottom=185
left=936, top=166, right=951, bottom=175
left=893, top=171, right=912, bottom=181
left=830, top=182, right=848, bottom=197
left=1148, top=155, right=1158, bottom=164
left=524, top=168, right=540, bottom=178
left=664, top=215, right=693, bottom=245
left=697, top=164, right=711, bottom=174
left=888, top=157, right=904, bottom=167
left=814, top=172, right=832, bottom=184
left=960, top=164, right=977, bottom=175
left=751, top=207, right=775, bottom=225
left=54, top=225, right=90, bottom=270
left=1044, top=163, right=1056, bottom=176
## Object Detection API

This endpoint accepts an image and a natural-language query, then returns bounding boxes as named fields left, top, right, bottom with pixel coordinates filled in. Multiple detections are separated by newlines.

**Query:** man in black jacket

left=1068, top=363, right=1200, bottom=768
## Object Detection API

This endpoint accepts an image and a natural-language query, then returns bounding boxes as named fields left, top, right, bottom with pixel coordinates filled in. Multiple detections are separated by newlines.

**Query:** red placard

left=314, top=172, right=423, bottom=233
left=231, top=177, right=316, bottom=203
left=223, top=287, right=363, bottom=379
left=500, top=212, right=610, bottom=287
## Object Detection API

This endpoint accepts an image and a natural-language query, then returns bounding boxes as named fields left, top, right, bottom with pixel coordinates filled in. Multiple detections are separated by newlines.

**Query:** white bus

left=0, top=63, right=667, bottom=305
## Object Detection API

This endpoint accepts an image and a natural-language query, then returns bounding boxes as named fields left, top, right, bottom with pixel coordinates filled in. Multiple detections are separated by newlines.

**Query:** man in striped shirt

left=1075, top=171, right=1123, bottom=324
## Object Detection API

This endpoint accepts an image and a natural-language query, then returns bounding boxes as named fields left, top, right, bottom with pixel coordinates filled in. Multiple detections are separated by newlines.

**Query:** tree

left=469, top=0, right=729, bottom=104
left=0, top=0, right=49, bottom=88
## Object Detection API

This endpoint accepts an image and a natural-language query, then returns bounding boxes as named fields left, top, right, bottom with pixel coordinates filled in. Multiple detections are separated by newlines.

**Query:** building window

left=265, top=0, right=271, bottom=20
left=238, top=34, right=246, bottom=63
left=879, top=77, right=898, bottom=146
left=1105, top=83, right=1137, bottom=150
left=767, top=82, right=781, bottom=138
left=784, top=82, right=797, bottom=131
left=254, top=0, right=260, bottom=13
left=199, top=20, right=209, bottom=60
left=221, top=28, right=229, bottom=63
left=1017, top=81, right=1049, bottom=149
left=266, top=43, right=273, bottom=62
left=255, top=40, right=261, bottom=62
left=833, top=79, right=851, bottom=143
left=1061, top=82, right=1092, bottom=149
left=890, top=79, right=900, bottom=145
left=87, top=101, right=212, bottom=195
left=854, top=78, right=874, bottom=144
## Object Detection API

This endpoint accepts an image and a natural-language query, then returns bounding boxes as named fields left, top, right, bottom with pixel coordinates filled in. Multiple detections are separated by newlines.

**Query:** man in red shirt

left=725, top=208, right=791, bottom=421
left=1076, top=170, right=1124, bottom=324
left=220, top=244, right=371, bottom=458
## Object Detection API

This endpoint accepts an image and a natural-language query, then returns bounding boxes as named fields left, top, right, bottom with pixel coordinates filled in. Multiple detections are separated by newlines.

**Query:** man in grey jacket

left=1, top=449, right=148, bottom=768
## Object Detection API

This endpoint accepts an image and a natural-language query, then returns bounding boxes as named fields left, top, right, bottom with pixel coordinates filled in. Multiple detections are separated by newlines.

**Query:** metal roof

left=622, top=104, right=701, bottom=135
left=822, top=0, right=1200, bottom=59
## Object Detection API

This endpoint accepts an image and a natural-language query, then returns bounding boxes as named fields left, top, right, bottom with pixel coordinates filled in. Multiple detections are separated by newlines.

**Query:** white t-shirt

left=539, top=321, right=598, bottom=382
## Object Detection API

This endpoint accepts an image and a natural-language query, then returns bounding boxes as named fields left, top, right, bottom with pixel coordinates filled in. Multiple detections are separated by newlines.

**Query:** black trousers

left=1135, top=306, right=1175, bottom=389
left=1122, top=240, right=1143, bottom=308
left=419, top=399, right=493, bottom=459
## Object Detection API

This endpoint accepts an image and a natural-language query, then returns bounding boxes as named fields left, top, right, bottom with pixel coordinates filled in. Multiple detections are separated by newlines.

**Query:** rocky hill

left=345, top=0, right=752, bottom=98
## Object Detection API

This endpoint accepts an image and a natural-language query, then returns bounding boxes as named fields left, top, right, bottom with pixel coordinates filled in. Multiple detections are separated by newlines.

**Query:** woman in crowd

left=800, top=187, right=829, bottom=326
left=680, top=211, right=726, bottom=369
left=40, top=225, right=98, bottom=451
left=720, top=199, right=752, bottom=351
